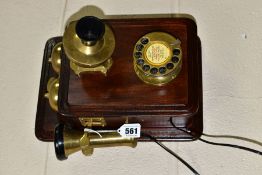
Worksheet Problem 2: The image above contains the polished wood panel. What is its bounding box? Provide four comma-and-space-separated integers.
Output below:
61, 18, 198, 114
35, 18, 202, 141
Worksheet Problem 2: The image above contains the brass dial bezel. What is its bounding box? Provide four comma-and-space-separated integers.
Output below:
133, 32, 182, 86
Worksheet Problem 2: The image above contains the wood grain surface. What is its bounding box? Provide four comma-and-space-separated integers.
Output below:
35, 18, 202, 141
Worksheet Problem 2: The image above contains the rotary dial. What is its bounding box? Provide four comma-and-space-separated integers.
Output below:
133, 32, 182, 86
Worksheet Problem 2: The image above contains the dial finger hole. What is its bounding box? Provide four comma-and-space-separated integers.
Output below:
172, 56, 179, 63
140, 38, 149, 45
143, 65, 150, 71
150, 67, 158, 74
136, 44, 144, 51
134, 52, 142, 59
136, 59, 144, 66
159, 67, 166, 74
166, 63, 174, 69
173, 48, 180, 56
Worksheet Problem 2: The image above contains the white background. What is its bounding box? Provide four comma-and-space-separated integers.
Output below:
0, 1, 261, 175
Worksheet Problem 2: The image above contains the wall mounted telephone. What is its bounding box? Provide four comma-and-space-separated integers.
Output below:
35, 12, 202, 160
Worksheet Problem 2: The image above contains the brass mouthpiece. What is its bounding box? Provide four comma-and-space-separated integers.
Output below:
54, 124, 137, 160
63, 16, 115, 75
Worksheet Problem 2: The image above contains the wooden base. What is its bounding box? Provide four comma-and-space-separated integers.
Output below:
35, 18, 202, 142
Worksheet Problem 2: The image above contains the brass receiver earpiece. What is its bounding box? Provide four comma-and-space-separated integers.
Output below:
54, 124, 137, 160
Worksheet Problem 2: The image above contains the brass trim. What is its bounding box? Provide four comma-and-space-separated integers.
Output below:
79, 117, 107, 127
70, 57, 113, 76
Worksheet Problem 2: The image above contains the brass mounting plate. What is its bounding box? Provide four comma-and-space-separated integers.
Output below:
79, 117, 107, 127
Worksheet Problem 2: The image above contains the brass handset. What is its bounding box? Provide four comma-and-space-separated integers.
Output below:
55, 124, 137, 160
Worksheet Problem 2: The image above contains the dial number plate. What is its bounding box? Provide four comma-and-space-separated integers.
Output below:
145, 42, 171, 66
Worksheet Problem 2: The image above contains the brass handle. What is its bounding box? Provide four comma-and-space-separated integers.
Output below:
54, 124, 137, 160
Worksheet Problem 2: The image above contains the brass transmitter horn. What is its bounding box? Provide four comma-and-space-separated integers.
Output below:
54, 124, 137, 160
63, 16, 115, 75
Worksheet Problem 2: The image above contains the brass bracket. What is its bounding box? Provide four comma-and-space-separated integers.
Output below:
70, 58, 113, 76
79, 117, 106, 127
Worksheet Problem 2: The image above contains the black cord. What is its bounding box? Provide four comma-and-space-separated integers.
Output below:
201, 133, 262, 147
169, 118, 262, 156
141, 132, 200, 175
